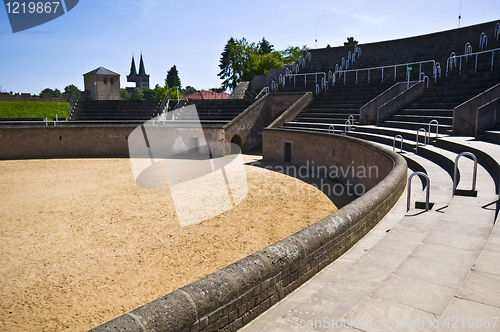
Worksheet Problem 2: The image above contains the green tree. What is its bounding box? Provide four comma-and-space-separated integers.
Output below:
166, 84, 183, 99
64, 84, 81, 98
218, 37, 308, 90
154, 84, 167, 100
344, 37, 358, 46
166, 65, 181, 89
40, 88, 53, 96
52, 89, 62, 98
280, 45, 308, 64
120, 89, 130, 100
181, 85, 197, 96
258, 38, 274, 55
240, 51, 284, 81
130, 88, 144, 100
218, 37, 240, 91
142, 88, 156, 100
40, 88, 62, 98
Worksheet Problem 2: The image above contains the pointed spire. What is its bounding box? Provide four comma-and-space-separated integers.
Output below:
129, 55, 137, 76
138, 53, 146, 75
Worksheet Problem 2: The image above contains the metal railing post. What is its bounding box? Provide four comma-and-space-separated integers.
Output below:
428, 120, 439, 143
393, 135, 403, 152
453, 152, 478, 195
328, 125, 335, 134
416, 128, 427, 153
344, 120, 351, 134
407, 172, 430, 211
465, 42, 473, 58
347, 114, 354, 131
492, 51, 495, 71
479, 32, 488, 51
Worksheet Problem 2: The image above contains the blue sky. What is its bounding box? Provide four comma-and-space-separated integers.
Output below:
1, 0, 499, 94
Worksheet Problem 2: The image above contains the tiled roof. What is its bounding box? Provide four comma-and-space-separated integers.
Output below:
84, 67, 120, 76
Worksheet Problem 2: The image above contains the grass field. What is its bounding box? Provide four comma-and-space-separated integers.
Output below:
0, 101, 69, 120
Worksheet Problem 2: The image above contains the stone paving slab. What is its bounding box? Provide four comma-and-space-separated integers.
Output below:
423, 230, 489, 252
410, 242, 480, 268
456, 271, 500, 308
342, 295, 438, 332
432, 297, 500, 332
431, 219, 493, 237
391, 213, 440, 233
371, 274, 457, 315
337, 261, 393, 288
394, 256, 471, 289
473, 250, 500, 276
283, 278, 373, 321
485, 233, 500, 252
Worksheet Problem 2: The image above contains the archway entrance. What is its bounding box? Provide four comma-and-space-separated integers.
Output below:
230, 135, 242, 154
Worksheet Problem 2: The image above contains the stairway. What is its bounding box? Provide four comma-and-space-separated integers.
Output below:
281, 83, 393, 132
181, 99, 254, 126
71, 100, 160, 122
381, 48, 500, 133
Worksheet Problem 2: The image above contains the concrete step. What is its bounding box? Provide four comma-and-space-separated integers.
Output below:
382, 121, 452, 133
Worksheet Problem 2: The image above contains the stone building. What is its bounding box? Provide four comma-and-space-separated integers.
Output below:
83, 67, 120, 100
127, 54, 150, 92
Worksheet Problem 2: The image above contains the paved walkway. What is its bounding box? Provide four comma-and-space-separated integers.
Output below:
240, 140, 500, 332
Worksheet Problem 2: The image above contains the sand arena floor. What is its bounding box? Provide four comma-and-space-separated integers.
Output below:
0, 155, 337, 331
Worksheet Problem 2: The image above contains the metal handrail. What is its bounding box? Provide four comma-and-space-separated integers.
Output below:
66, 92, 77, 119
453, 152, 478, 195
419, 72, 430, 88
286, 72, 327, 89
447, 52, 457, 72
416, 128, 427, 153
334, 59, 440, 84
446, 47, 500, 76
496, 23, 500, 40
393, 135, 403, 152
271, 80, 278, 93
465, 42, 473, 58
428, 120, 439, 143
480, 32, 488, 51
344, 120, 352, 135
315, 84, 320, 94
435, 62, 441, 77
407, 172, 430, 211
158, 94, 170, 114
354, 46, 362, 58
328, 124, 335, 134
348, 115, 355, 126
255, 86, 269, 99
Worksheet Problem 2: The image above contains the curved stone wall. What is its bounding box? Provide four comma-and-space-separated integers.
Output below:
89, 130, 408, 332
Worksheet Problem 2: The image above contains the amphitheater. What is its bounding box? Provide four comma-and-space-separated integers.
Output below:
1, 20, 500, 332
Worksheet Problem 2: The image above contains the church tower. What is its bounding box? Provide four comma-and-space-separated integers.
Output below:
127, 54, 150, 91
